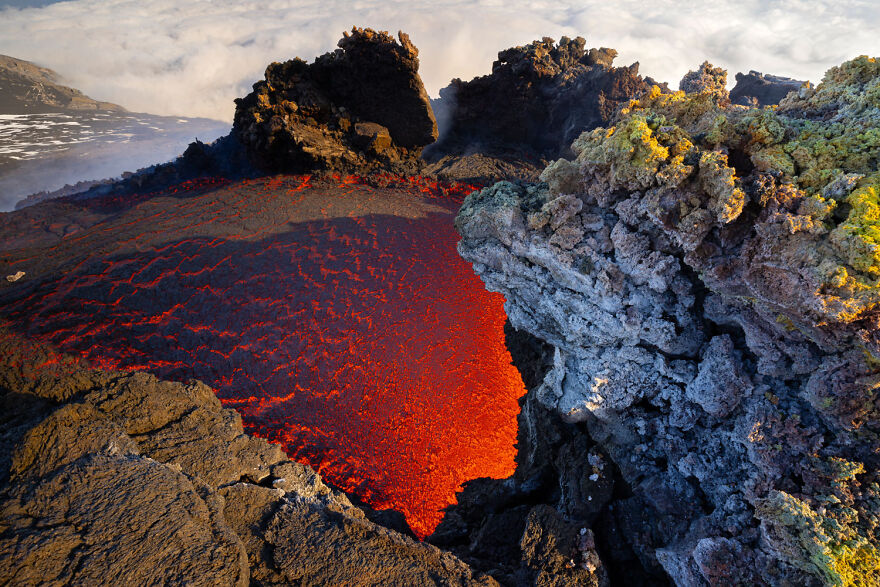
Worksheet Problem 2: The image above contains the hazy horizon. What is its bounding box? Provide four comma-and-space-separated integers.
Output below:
1, 0, 878, 122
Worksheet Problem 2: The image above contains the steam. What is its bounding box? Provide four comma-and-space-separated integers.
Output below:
0, 0, 877, 122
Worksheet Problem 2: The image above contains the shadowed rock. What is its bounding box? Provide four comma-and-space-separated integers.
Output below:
730, 70, 807, 106
233, 27, 438, 175
425, 36, 654, 182
455, 56, 880, 585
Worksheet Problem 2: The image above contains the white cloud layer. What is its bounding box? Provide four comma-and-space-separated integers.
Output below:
1, 0, 878, 122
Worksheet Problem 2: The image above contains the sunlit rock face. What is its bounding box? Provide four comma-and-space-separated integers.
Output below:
456, 57, 880, 585
0, 174, 525, 538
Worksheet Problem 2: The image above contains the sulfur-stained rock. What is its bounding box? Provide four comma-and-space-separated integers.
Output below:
455, 55, 880, 584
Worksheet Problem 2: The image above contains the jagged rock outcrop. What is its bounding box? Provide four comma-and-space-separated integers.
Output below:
428, 324, 637, 585
0, 330, 495, 586
233, 27, 438, 175
679, 61, 729, 102
730, 70, 807, 106
0, 54, 124, 114
456, 56, 880, 585
425, 37, 655, 182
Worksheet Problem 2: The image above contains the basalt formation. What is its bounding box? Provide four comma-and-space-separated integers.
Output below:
730, 70, 807, 107
425, 36, 658, 184
0, 330, 498, 585
233, 27, 438, 176
58, 27, 438, 204
456, 57, 880, 584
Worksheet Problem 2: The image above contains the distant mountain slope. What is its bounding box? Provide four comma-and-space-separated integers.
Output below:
0, 54, 124, 113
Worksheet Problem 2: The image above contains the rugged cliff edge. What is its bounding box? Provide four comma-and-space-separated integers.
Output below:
7, 27, 872, 586
456, 57, 880, 584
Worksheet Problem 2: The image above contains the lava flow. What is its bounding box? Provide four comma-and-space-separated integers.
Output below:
0, 175, 525, 537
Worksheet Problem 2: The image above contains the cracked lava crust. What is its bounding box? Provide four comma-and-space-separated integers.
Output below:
0, 174, 526, 538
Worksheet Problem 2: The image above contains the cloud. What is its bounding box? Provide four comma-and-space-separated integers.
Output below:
0, 0, 878, 122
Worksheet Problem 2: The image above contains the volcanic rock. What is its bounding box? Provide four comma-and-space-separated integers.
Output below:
233, 27, 438, 175
679, 61, 729, 102
425, 36, 654, 182
0, 331, 497, 586
456, 56, 880, 584
730, 70, 807, 106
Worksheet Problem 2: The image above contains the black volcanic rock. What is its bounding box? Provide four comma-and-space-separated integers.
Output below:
0, 54, 124, 114
730, 70, 807, 106
425, 36, 653, 180
233, 27, 438, 175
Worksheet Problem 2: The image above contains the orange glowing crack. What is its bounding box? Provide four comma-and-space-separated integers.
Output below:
0, 175, 523, 538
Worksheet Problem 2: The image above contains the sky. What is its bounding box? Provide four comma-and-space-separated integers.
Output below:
0, 0, 878, 122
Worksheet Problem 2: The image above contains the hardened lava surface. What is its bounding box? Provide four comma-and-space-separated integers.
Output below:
0, 175, 525, 537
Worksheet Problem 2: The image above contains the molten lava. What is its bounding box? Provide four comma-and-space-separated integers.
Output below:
0, 175, 525, 537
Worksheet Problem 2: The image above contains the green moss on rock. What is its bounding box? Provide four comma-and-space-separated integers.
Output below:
757, 490, 880, 587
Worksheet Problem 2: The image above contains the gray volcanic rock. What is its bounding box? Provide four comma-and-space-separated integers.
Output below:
730, 70, 807, 106
0, 54, 124, 114
456, 56, 880, 584
0, 332, 496, 586
233, 27, 438, 175
426, 36, 654, 182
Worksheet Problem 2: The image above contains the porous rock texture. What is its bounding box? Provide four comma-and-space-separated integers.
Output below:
678, 62, 729, 103
0, 331, 496, 586
233, 27, 438, 175
425, 36, 655, 183
429, 323, 621, 585
456, 56, 880, 585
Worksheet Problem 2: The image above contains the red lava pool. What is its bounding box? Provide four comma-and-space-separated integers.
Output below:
0, 175, 525, 537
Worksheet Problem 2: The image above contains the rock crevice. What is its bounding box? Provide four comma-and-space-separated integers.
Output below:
455, 56, 880, 585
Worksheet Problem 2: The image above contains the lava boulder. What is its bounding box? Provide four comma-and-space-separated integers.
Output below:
233, 27, 438, 175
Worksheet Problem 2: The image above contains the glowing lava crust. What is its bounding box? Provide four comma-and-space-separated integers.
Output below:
0, 175, 525, 537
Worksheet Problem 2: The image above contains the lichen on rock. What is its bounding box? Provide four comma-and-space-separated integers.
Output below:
456, 55, 880, 584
